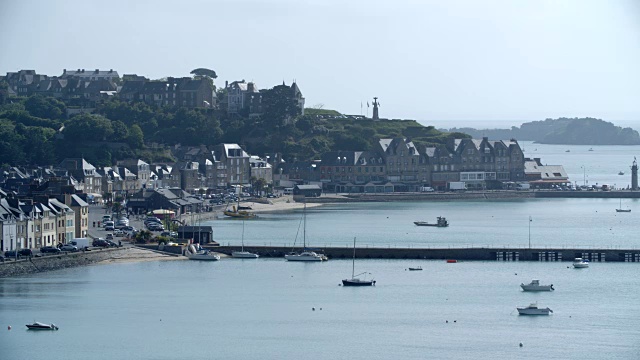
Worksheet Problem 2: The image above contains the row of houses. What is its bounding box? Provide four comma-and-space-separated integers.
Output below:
276, 137, 568, 192
0, 189, 89, 253
1, 69, 305, 117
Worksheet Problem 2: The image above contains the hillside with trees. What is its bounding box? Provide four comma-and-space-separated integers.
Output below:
444, 117, 640, 145
0, 90, 464, 167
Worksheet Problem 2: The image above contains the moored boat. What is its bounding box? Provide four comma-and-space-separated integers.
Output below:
286, 204, 326, 262
573, 258, 589, 268
26, 322, 58, 330
408, 267, 423, 271
520, 279, 554, 291
517, 303, 553, 315
414, 217, 449, 227
231, 220, 259, 258
185, 244, 220, 261
342, 237, 375, 286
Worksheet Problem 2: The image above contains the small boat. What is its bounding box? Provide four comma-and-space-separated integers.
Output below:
616, 198, 631, 213
573, 258, 589, 268
26, 322, 59, 330
185, 244, 220, 261
286, 204, 326, 262
414, 216, 449, 227
223, 205, 256, 219
446, 259, 457, 263
565, 150, 570, 152
618, 171, 625, 175
517, 303, 553, 315
231, 221, 259, 258
408, 267, 423, 271
520, 279, 554, 292
588, 148, 594, 151
342, 237, 375, 286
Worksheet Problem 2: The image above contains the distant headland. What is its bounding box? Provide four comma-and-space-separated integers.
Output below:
440, 117, 640, 145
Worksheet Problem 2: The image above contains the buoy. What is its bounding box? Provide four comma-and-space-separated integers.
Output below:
446, 320, 448, 323
454, 320, 456, 323
8, 325, 11, 330
312, 307, 315, 311
515, 273, 517, 275
320, 308, 322, 310
519, 343, 523, 347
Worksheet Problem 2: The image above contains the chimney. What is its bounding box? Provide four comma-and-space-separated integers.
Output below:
483, 136, 488, 141
109, 69, 113, 73
225, 80, 228, 88
247, 82, 255, 92
82, 69, 85, 73
77, 69, 81, 72
63, 69, 66, 73
95, 69, 99, 73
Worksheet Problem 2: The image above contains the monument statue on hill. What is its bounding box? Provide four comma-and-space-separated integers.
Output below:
372, 97, 380, 120
632, 157, 638, 190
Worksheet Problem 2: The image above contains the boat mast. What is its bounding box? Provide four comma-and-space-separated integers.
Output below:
303, 203, 306, 249
352, 237, 356, 278
241, 220, 245, 251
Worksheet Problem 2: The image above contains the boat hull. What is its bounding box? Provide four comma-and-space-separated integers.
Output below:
616, 209, 631, 213
517, 308, 552, 315
232, 251, 259, 258
573, 263, 589, 268
521, 284, 553, 291
186, 254, 220, 261
342, 279, 375, 286
285, 254, 324, 261
26, 323, 58, 330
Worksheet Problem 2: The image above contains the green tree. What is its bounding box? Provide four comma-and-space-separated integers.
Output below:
111, 120, 129, 141
64, 113, 114, 141
127, 124, 144, 149
261, 85, 301, 128
190, 68, 217, 79
24, 95, 66, 120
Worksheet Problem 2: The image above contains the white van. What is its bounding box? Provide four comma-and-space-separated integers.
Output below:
284, 188, 294, 195
70, 238, 90, 249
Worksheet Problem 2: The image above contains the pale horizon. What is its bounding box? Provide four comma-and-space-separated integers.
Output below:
2, 0, 639, 122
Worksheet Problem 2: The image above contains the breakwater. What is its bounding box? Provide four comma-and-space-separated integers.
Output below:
0, 247, 127, 278
210, 245, 640, 263
302, 190, 640, 203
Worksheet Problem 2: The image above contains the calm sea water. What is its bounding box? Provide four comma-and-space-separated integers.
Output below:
1, 259, 639, 359
3, 144, 640, 359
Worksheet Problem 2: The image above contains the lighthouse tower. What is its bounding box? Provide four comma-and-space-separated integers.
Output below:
632, 157, 638, 190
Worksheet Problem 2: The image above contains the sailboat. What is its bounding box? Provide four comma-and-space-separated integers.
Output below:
232, 220, 259, 258
342, 237, 375, 286
285, 203, 325, 261
616, 198, 631, 213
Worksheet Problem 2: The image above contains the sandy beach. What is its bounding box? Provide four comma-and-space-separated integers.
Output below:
240, 196, 323, 213
97, 247, 187, 264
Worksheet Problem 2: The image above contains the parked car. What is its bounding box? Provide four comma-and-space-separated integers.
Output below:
267, 193, 277, 198
60, 244, 78, 252
147, 223, 164, 231
160, 231, 178, 238
92, 239, 110, 247
19, 248, 33, 257
105, 225, 115, 231
114, 230, 126, 237
4, 250, 19, 258
106, 240, 119, 247
106, 233, 114, 240
40, 246, 62, 254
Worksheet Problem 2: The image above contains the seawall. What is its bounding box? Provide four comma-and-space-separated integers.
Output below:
303, 190, 640, 203
211, 245, 640, 263
0, 248, 128, 278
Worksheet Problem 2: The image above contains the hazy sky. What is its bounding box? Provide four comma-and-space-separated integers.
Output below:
2, 0, 639, 124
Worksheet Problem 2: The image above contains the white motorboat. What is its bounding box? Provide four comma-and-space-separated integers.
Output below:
520, 279, 554, 292
185, 244, 220, 261
286, 204, 326, 262
231, 221, 258, 258
26, 322, 59, 330
573, 258, 589, 268
517, 303, 553, 315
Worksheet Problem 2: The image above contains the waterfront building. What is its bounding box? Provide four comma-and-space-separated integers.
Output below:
524, 158, 570, 188
249, 156, 273, 187
211, 144, 251, 188
60, 194, 88, 238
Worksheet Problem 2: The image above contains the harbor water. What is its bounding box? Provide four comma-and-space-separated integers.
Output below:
1, 259, 639, 359
2, 142, 640, 359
